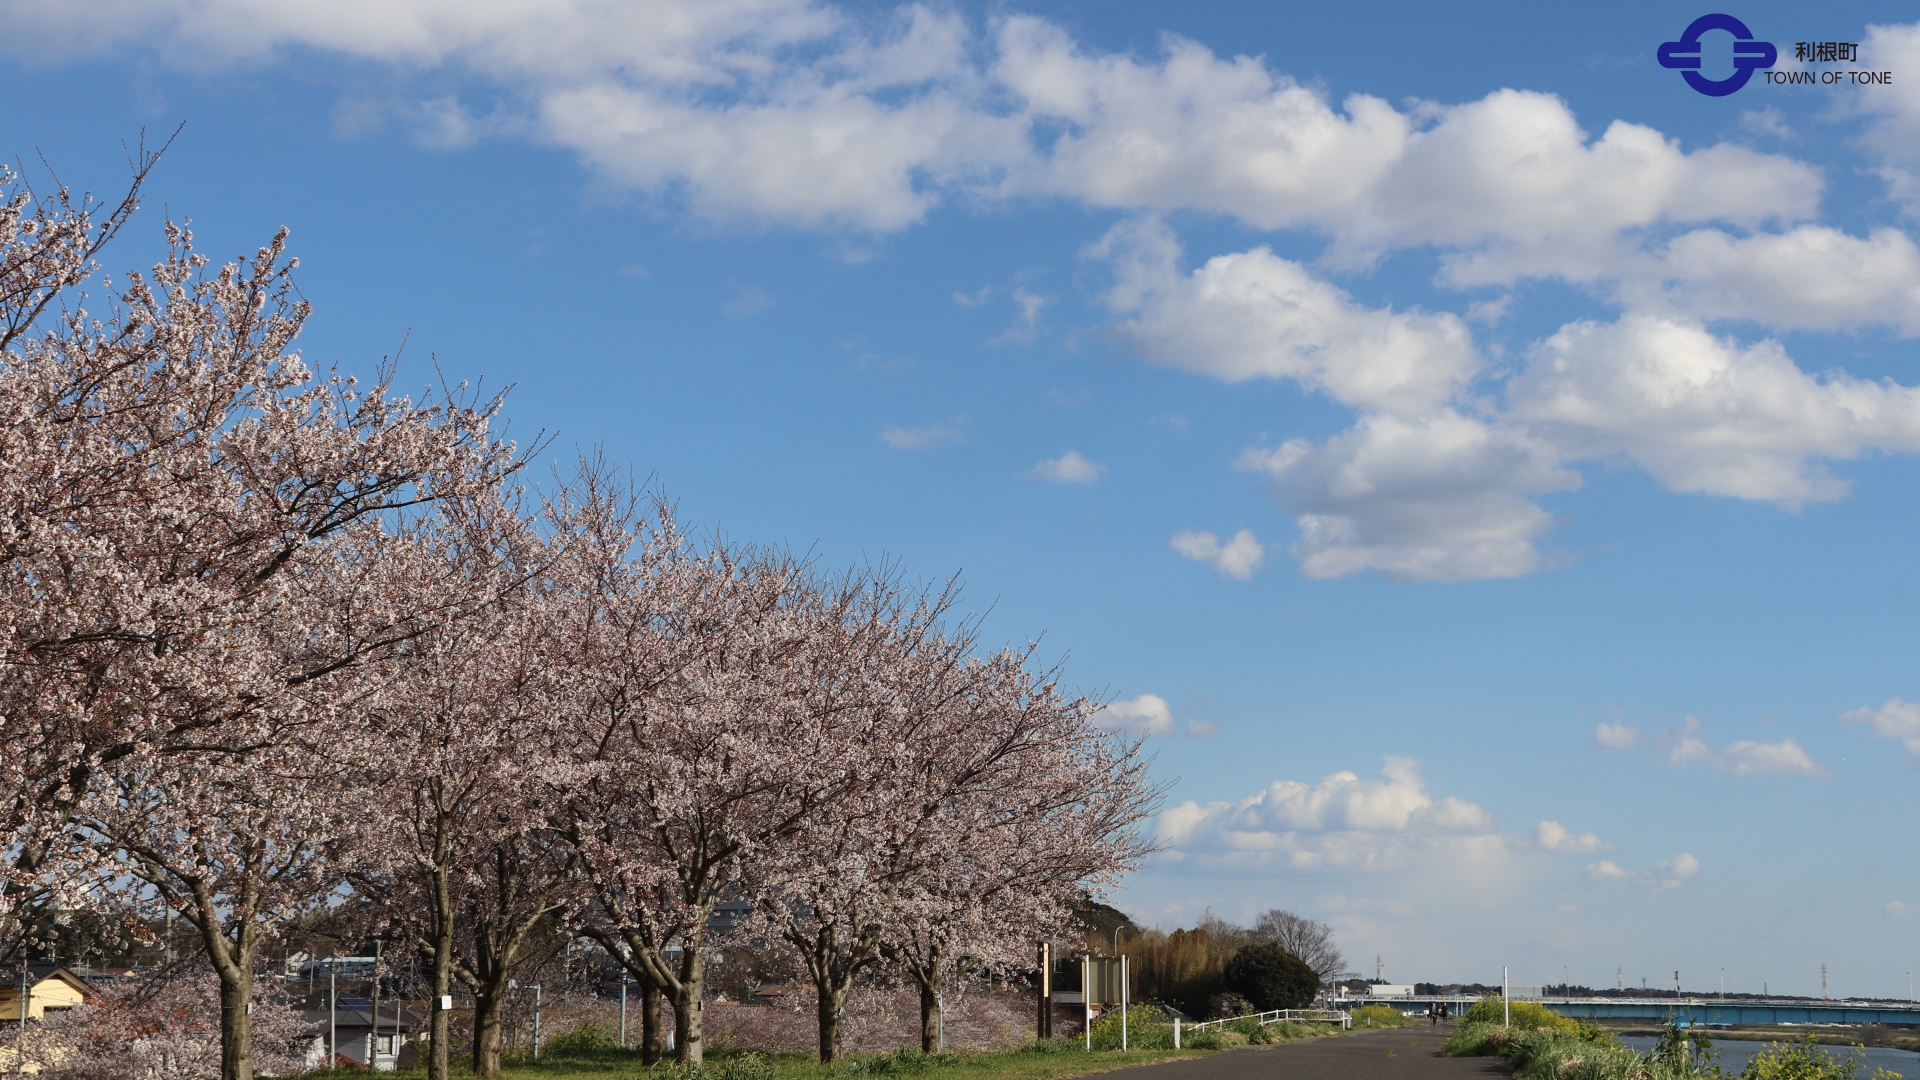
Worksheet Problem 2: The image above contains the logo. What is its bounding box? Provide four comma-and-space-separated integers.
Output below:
1658, 14, 1778, 96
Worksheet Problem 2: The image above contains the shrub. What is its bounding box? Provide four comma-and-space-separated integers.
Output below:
1222, 944, 1317, 1010
543, 1019, 624, 1057
1017, 1037, 1082, 1055
1350, 1005, 1415, 1029
1741, 1034, 1902, 1080
844, 1048, 961, 1075
1460, 995, 1582, 1033
1088, 1006, 1175, 1051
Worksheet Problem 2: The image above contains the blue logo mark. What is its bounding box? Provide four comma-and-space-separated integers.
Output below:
1658, 14, 1778, 96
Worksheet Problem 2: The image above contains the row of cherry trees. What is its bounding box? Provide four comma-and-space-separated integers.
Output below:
0, 155, 1157, 1080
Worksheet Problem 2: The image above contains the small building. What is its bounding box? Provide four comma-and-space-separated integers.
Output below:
301, 998, 421, 1072
0, 968, 94, 1022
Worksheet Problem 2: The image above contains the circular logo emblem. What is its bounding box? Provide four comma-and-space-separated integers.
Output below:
1658, 14, 1778, 96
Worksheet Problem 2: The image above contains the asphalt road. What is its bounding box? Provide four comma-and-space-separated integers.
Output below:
1115, 1026, 1509, 1080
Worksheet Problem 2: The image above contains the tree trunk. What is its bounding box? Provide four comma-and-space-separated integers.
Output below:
217, 963, 255, 1080
919, 980, 941, 1054
673, 982, 705, 1065
429, 809, 456, 1080
642, 983, 664, 1065
188, 882, 258, 1080
471, 976, 510, 1078
817, 984, 850, 1063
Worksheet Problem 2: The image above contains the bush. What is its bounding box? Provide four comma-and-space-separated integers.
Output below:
543, 1019, 624, 1057
1460, 995, 1582, 1033
1088, 1006, 1175, 1050
1741, 1034, 1901, 1080
1222, 944, 1317, 1011
1350, 1005, 1415, 1029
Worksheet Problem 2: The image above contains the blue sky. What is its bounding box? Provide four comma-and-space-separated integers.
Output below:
8, 0, 1920, 997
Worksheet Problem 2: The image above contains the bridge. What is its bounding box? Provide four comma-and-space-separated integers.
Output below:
1335, 995, 1920, 1027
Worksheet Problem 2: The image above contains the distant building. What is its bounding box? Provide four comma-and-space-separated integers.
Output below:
301, 997, 421, 1072
0, 968, 94, 1022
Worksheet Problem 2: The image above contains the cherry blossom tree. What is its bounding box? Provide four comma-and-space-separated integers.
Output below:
557, 531, 869, 1066
870, 648, 1160, 1054
0, 153, 523, 1080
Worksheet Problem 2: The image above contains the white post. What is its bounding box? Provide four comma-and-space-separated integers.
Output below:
620, 971, 628, 1050
1121, 955, 1129, 1052
1174, 1019, 1181, 1049
329, 960, 338, 1069
938, 990, 946, 1051
1502, 966, 1509, 1028
533, 984, 542, 1060
1083, 957, 1091, 1052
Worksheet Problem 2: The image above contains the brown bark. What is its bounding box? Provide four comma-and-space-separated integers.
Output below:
920, 981, 941, 1054
817, 984, 849, 1063
428, 806, 456, 1080
470, 975, 511, 1077
642, 983, 665, 1065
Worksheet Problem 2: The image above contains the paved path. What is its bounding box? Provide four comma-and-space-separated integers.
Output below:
1109, 1026, 1509, 1080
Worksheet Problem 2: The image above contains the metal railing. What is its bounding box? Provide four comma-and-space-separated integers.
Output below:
1186, 1008, 1352, 1033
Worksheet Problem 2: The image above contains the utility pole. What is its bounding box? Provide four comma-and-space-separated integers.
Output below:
1822, 965, 1829, 1001
1376, 955, 1383, 982
1720, 969, 1724, 1001
329, 958, 338, 1070
532, 984, 543, 1060
620, 970, 629, 1050
1503, 966, 1510, 1028
1618, 966, 1623, 992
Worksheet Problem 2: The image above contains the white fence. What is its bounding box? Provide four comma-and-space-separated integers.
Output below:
1175, 1008, 1351, 1046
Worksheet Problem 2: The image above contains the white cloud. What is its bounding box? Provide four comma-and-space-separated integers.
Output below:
1854, 22, 1920, 214
1508, 315, 1920, 509
1594, 722, 1641, 750
1659, 716, 1828, 777
1095, 693, 1217, 737
1237, 412, 1576, 581
1655, 227, 1920, 335
880, 414, 967, 449
1170, 528, 1266, 580
1586, 852, 1697, 889
1096, 217, 1481, 416
1097, 693, 1174, 736
1888, 900, 1914, 919
1156, 757, 1497, 870
1839, 698, 1920, 757
1537, 820, 1613, 854
0, 4, 1824, 239
1028, 450, 1105, 483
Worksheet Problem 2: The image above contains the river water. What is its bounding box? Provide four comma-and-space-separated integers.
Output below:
1615, 1034, 1920, 1077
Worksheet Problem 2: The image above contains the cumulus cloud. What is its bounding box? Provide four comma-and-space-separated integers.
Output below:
1028, 450, 1105, 483
1509, 316, 1920, 509
1659, 716, 1828, 777
1095, 693, 1217, 737
1170, 529, 1266, 580
1889, 901, 1914, 918
1594, 722, 1642, 750
1537, 820, 1613, 854
1097, 218, 1481, 416
1156, 757, 1497, 870
1655, 227, 1920, 335
1237, 412, 1575, 581
0, 2, 1825, 240
1839, 698, 1920, 759
1587, 853, 1697, 889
